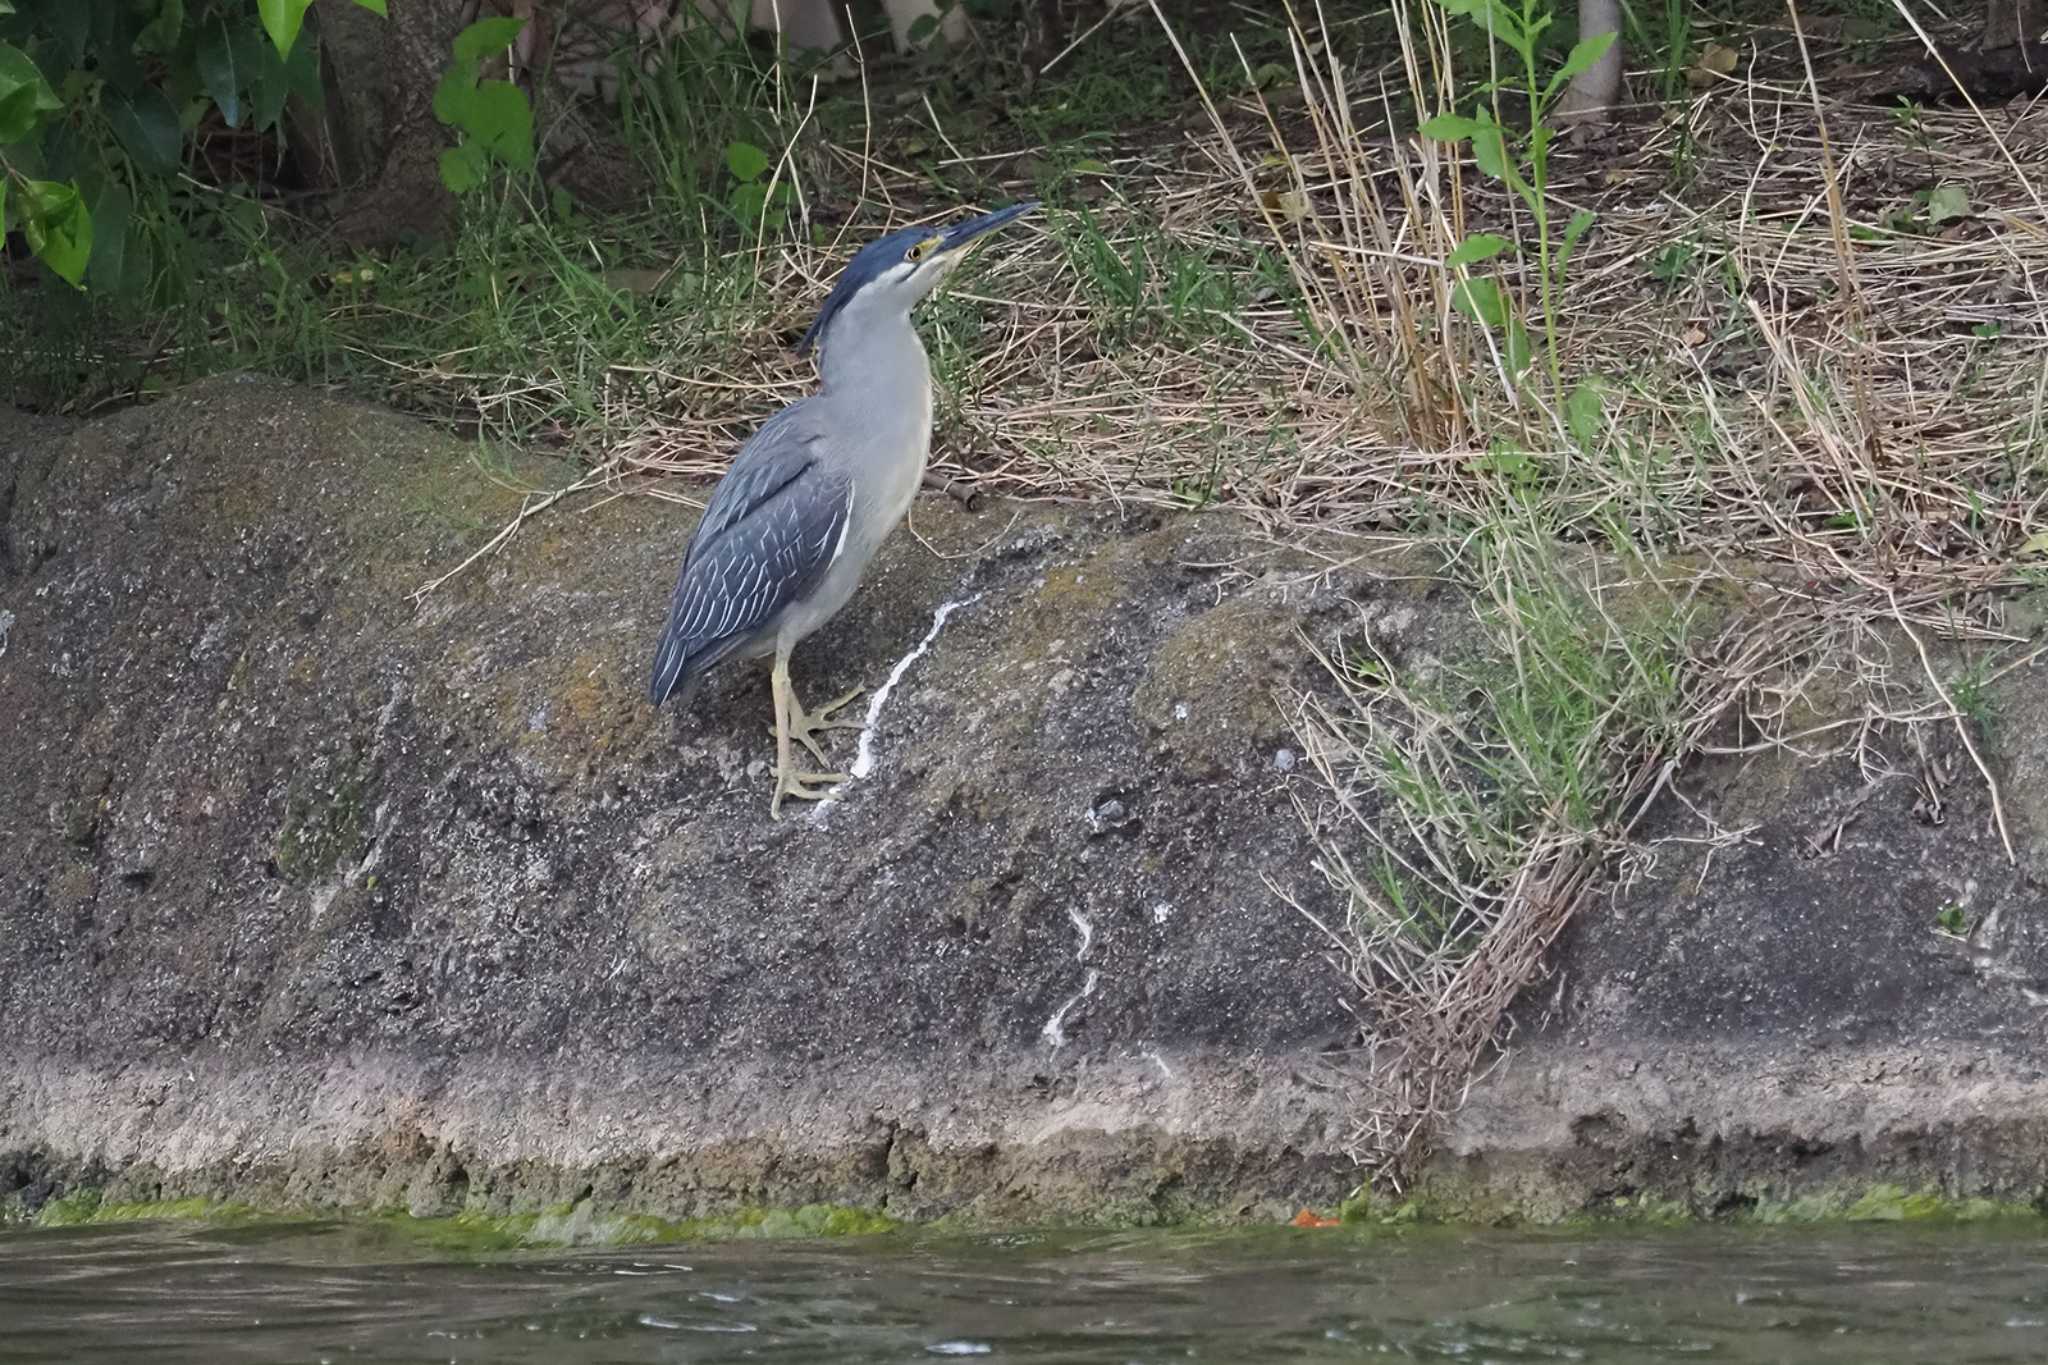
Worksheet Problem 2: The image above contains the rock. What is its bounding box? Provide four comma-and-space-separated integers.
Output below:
0, 378, 1411, 1225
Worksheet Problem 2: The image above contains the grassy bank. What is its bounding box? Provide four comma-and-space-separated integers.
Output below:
5, 0, 2042, 1190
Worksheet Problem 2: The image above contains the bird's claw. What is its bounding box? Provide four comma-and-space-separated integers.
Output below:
770, 767, 851, 820
776, 686, 867, 766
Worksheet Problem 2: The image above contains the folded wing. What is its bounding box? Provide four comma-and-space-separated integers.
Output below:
648, 407, 856, 706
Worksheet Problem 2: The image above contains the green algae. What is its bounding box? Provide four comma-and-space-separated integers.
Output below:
8, 1170, 2041, 1243
1752, 1184, 2034, 1225
1334, 1180, 2042, 1232
34, 1191, 262, 1229
377, 1201, 901, 1252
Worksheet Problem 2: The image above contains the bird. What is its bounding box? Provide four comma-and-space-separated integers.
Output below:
648, 200, 1038, 819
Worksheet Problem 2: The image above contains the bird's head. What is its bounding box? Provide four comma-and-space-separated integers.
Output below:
797, 201, 1038, 356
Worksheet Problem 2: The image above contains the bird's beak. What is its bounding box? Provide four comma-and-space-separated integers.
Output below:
936, 200, 1039, 257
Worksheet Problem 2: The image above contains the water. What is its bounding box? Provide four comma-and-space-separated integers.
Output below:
3, 1217, 2047, 1363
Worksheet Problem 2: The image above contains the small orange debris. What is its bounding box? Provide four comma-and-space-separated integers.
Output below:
1291, 1208, 1341, 1228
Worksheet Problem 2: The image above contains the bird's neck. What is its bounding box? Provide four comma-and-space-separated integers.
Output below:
816, 308, 934, 539
818, 309, 930, 409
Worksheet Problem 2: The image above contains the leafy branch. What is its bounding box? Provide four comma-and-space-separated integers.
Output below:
0, 0, 384, 291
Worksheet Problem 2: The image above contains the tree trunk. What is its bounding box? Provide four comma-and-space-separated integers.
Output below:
1555, 0, 1624, 128
322, 0, 472, 249
1981, 0, 2046, 49
1861, 0, 2048, 100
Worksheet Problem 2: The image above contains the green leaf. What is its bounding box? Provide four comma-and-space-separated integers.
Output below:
1925, 184, 1970, 225
241, 25, 293, 131
1555, 208, 1595, 276
0, 179, 8, 239
90, 2, 149, 92
452, 16, 527, 65
197, 18, 241, 127
725, 140, 770, 183
730, 180, 768, 225
256, 0, 312, 57
135, 0, 186, 54
283, 29, 323, 106
1546, 29, 1617, 100
0, 42, 61, 142
1473, 0, 1526, 55
1504, 318, 1533, 377
87, 181, 138, 296
1527, 124, 1552, 180
1471, 124, 1509, 182
0, 84, 37, 143
1450, 276, 1506, 328
1421, 112, 1482, 142
21, 178, 92, 287
1478, 446, 1532, 480
1565, 380, 1604, 446
463, 80, 533, 169
438, 142, 488, 193
1447, 232, 1511, 267
353, 0, 388, 13
107, 88, 183, 173
432, 67, 475, 126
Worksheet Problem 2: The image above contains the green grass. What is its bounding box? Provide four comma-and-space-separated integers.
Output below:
1359, 500, 1698, 903
1946, 653, 1998, 736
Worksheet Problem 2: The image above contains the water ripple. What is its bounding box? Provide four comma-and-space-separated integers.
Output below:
3, 1219, 2047, 1363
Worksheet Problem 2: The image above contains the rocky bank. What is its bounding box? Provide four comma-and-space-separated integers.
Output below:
4, 378, 2048, 1231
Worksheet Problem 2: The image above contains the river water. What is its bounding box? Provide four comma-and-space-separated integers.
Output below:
3, 1216, 2046, 1362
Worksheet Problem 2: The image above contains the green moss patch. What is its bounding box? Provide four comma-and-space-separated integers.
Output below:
34, 1190, 262, 1228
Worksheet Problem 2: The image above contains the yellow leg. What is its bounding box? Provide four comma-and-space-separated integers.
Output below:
785, 682, 866, 766
769, 654, 850, 820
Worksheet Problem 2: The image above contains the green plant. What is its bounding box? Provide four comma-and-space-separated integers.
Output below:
1888, 97, 1933, 150
1935, 903, 1970, 937
1946, 655, 1997, 734
1421, 0, 1613, 398
720, 139, 792, 234
1649, 240, 1694, 286
1059, 205, 1149, 342
612, 14, 795, 250
434, 16, 536, 194
0, 0, 380, 291
1158, 238, 1239, 340
1655, 0, 1692, 101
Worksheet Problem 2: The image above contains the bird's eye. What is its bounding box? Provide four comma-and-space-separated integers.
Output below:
905, 238, 934, 263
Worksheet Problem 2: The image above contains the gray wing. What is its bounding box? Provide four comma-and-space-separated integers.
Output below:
648, 405, 856, 706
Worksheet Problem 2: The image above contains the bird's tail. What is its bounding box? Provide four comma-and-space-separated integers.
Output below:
648, 622, 698, 706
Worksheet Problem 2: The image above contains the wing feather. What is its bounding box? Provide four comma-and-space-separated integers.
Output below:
648, 408, 854, 706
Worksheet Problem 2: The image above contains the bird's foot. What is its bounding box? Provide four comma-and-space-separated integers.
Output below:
770, 764, 851, 820
780, 686, 867, 767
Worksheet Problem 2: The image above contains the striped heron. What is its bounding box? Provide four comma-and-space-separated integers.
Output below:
648, 202, 1037, 817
